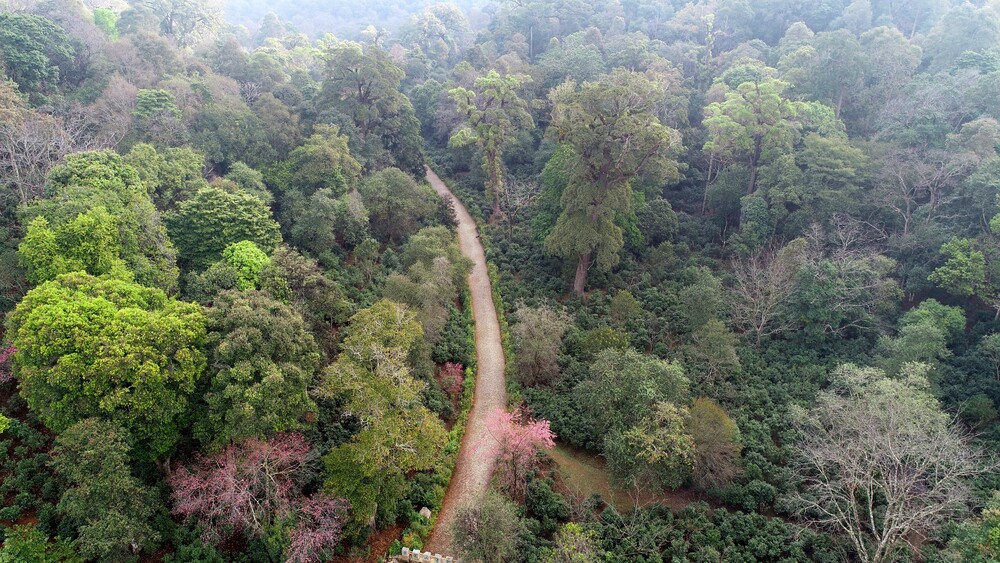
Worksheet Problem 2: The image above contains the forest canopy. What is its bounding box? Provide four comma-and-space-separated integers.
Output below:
1, 0, 1000, 562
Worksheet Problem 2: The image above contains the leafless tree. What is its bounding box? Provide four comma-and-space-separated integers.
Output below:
499, 176, 538, 238
88, 75, 139, 148
789, 363, 997, 563
0, 110, 75, 204
874, 146, 976, 236
727, 239, 805, 346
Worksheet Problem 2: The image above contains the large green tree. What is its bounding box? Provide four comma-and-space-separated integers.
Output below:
119, 0, 223, 47
6, 273, 207, 460
543, 69, 684, 295
576, 347, 689, 438
703, 76, 800, 197
319, 41, 424, 175
317, 300, 447, 530
0, 13, 74, 94
196, 290, 320, 448
449, 70, 534, 217
356, 167, 439, 244
166, 186, 281, 271
22, 151, 179, 291
52, 419, 160, 561
18, 208, 126, 285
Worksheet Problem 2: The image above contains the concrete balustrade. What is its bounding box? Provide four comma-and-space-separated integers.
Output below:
397, 547, 458, 562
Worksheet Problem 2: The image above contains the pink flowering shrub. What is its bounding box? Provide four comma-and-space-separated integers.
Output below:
485, 407, 556, 499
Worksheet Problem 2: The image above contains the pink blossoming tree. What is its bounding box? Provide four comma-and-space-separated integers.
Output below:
485, 407, 556, 499
168, 433, 349, 561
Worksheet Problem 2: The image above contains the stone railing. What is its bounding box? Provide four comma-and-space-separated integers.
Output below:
396, 547, 462, 562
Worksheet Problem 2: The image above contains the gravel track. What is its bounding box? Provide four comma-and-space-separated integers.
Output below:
423, 167, 507, 554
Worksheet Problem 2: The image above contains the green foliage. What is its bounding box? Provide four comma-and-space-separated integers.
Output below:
687, 397, 742, 490
0, 13, 74, 94
224, 162, 271, 204
119, 0, 223, 47
51, 419, 159, 561
124, 144, 208, 211
577, 348, 688, 436
188, 103, 275, 168
133, 89, 181, 120
0, 525, 79, 563
929, 237, 987, 298
274, 124, 361, 198
544, 69, 684, 294
357, 168, 439, 244
319, 41, 424, 175
221, 240, 270, 290
605, 402, 695, 491
449, 70, 533, 214
730, 194, 771, 253
704, 77, 799, 195
577, 327, 630, 361
451, 489, 525, 563
899, 299, 966, 343
942, 491, 1000, 561
542, 522, 605, 563
92, 8, 119, 40
24, 151, 179, 291
6, 273, 206, 460
166, 186, 281, 271
18, 209, 127, 285
594, 503, 838, 562
432, 302, 474, 366
318, 300, 447, 531
197, 290, 319, 448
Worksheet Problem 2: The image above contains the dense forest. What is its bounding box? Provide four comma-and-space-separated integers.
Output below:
1, 0, 1000, 561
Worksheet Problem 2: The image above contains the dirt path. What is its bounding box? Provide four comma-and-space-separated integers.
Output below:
424, 167, 507, 554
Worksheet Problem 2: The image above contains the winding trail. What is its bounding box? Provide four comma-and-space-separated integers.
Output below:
424, 167, 507, 554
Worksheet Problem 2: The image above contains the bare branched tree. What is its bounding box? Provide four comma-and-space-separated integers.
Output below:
728, 239, 806, 346
789, 363, 997, 563
0, 111, 75, 204
499, 175, 538, 238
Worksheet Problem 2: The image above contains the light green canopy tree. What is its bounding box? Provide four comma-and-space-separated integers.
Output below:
317, 300, 447, 530
449, 70, 534, 218
5, 273, 207, 460
22, 150, 179, 291
703, 76, 799, 196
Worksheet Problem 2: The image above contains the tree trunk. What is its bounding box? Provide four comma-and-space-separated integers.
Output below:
573, 252, 590, 296
155, 456, 171, 477
702, 154, 715, 214
835, 88, 845, 119
747, 137, 762, 195
528, 25, 534, 60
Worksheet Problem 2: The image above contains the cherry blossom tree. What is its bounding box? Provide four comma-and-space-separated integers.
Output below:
168, 432, 349, 561
169, 433, 311, 542
485, 407, 556, 499
285, 494, 350, 563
